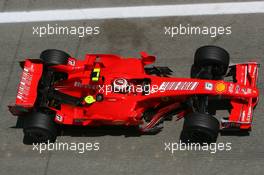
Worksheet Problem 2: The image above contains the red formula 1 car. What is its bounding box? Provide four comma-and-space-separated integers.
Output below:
9, 46, 259, 143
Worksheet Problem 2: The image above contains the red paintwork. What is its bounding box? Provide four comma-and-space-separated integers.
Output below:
16, 59, 43, 108
10, 52, 259, 131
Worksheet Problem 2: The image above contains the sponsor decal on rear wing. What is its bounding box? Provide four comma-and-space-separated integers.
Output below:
15, 59, 43, 107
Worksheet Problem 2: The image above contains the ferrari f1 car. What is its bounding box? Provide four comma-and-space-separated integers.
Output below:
9, 46, 259, 143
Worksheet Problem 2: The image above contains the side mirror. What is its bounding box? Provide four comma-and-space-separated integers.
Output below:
140, 52, 156, 65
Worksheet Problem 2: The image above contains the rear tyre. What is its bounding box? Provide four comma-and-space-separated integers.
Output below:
23, 112, 57, 144
191, 45, 230, 79
180, 112, 219, 143
40, 49, 71, 65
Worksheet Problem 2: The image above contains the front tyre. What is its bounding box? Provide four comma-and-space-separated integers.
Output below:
191, 45, 230, 79
180, 112, 219, 143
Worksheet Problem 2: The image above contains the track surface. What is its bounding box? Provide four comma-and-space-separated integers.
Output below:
0, 1, 264, 175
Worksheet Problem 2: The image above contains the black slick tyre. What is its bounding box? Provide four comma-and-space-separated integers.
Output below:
180, 112, 219, 143
23, 111, 57, 144
40, 49, 71, 65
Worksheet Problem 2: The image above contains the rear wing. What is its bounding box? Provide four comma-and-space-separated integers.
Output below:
9, 59, 43, 115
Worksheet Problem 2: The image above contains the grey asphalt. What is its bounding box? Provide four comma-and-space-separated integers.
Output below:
0, 0, 258, 12
0, 1, 264, 175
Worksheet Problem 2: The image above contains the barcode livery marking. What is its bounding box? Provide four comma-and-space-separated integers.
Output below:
159, 82, 199, 91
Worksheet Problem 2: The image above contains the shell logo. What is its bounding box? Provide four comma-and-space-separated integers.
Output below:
215, 82, 226, 93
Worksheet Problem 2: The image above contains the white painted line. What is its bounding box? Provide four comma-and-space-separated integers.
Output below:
0, 1, 264, 23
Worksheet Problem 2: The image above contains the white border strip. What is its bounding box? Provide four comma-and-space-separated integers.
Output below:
0, 1, 264, 23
